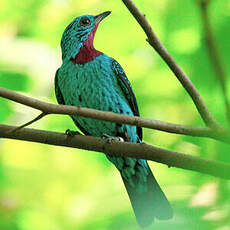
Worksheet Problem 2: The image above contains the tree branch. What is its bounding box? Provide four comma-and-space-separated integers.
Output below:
1, 87, 230, 144
0, 2, 228, 194
121, 0, 219, 128
8, 112, 48, 133
1, 124, 230, 180
197, 0, 230, 124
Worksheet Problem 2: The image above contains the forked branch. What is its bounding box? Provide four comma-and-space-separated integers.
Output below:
0, 1, 229, 182
122, 0, 219, 128
0, 87, 230, 144
1, 124, 230, 180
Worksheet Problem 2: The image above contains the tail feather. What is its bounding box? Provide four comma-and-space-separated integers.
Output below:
121, 163, 173, 227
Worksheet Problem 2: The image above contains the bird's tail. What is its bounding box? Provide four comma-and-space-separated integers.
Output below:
120, 160, 173, 227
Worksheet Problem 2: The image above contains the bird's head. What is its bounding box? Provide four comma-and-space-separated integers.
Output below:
61, 11, 111, 61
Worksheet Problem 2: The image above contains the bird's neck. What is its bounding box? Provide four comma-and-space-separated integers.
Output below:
71, 25, 102, 64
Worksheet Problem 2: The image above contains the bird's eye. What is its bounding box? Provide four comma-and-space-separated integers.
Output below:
80, 17, 91, 26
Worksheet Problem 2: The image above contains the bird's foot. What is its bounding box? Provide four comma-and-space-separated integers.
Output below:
65, 129, 82, 137
102, 134, 124, 144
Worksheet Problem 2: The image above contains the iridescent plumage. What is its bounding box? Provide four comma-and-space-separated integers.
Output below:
55, 12, 173, 227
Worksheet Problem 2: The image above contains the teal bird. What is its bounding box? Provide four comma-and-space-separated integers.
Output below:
55, 11, 173, 227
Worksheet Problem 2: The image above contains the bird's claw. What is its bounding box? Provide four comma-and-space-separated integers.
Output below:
65, 129, 81, 137
102, 134, 124, 144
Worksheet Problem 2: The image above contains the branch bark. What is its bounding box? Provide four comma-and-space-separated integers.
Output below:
1, 87, 230, 144
121, 0, 219, 128
1, 124, 230, 180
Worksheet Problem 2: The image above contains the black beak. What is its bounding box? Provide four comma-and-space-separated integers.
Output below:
95, 11, 111, 24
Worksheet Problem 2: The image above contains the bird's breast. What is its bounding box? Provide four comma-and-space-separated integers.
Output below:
58, 56, 137, 140
70, 47, 102, 65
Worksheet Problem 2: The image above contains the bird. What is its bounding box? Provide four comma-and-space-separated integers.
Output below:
55, 11, 173, 227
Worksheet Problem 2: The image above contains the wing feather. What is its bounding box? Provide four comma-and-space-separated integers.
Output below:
111, 60, 142, 141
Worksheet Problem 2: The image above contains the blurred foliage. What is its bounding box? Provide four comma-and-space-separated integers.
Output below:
0, 0, 230, 229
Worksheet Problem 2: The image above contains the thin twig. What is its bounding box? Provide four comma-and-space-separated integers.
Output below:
7, 112, 48, 133
198, 0, 230, 124
121, 0, 219, 128
0, 87, 229, 143
1, 124, 230, 180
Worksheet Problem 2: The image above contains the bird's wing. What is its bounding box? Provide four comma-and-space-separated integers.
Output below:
111, 60, 142, 141
54, 68, 90, 135
54, 68, 65, 105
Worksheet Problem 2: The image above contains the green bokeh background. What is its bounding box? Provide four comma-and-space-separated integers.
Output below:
0, 0, 230, 229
